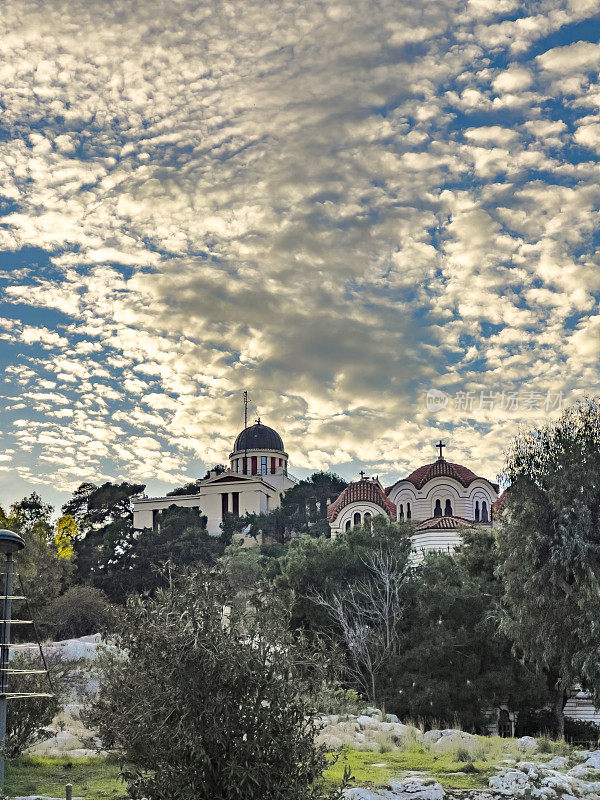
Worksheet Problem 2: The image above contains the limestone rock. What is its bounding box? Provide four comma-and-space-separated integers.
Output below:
423, 729, 443, 745
489, 769, 529, 794
518, 736, 538, 752
344, 777, 444, 800
547, 757, 569, 770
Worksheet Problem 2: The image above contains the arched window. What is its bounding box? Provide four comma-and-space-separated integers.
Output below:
353, 512, 361, 526
364, 512, 372, 527
474, 500, 480, 522
481, 501, 488, 523
399, 503, 404, 521
444, 499, 453, 516
434, 499, 442, 517
345, 519, 351, 531
406, 502, 411, 520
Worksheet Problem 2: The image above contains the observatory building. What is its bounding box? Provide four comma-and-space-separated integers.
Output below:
132, 421, 294, 535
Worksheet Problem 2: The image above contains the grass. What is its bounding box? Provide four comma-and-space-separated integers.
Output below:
4, 736, 578, 798
5, 755, 126, 799
323, 743, 497, 790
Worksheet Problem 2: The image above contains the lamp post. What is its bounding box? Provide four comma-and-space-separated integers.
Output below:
0, 529, 25, 788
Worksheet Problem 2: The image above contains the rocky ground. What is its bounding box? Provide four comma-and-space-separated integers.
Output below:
9, 637, 600, 800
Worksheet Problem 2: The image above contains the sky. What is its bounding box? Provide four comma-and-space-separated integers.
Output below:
1, 0, 600, 511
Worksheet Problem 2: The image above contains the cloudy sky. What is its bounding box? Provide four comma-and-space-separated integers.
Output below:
1, 0, 599, 509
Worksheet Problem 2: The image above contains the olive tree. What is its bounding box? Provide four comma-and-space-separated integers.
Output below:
90, 565, 345, 800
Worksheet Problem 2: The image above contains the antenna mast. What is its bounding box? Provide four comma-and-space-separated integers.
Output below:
243, 391, 249, 467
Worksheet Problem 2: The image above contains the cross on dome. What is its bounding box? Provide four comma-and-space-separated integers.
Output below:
436, 440, 446, 460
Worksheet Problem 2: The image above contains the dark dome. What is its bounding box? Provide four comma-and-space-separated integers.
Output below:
233, 422, 284, 453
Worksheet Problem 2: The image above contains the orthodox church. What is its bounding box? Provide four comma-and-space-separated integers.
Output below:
132, 418, 598, 727
133, 421, 501, 563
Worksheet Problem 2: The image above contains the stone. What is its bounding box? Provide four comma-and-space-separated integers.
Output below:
423, 729, 443, 745
488, 769, 529, 795
517, 736, 538, 752
344, 778, 444, 800
357, 715, 378, 728
431, 731, 477, 753
386, 713, 401, 723
388, 779, 445, 800
546, 756, 568, 770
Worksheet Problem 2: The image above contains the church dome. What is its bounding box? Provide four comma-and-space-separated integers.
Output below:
233, 422, 285, 453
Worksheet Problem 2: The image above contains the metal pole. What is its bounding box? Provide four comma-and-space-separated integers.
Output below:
0, 552, 13, 788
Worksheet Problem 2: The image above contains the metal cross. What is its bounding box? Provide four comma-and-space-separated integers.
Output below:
359, 470, 366, 480
436, 440, 445, 459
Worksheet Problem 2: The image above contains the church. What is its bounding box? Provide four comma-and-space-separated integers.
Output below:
131, 417, 599, 728
133, 420, 502, 562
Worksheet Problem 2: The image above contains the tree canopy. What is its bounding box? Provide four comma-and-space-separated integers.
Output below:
497, 398, 600, 734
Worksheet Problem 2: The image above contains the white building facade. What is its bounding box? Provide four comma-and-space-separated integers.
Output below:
132, 421, 294, 535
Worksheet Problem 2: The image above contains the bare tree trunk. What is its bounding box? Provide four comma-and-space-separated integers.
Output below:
553, 685, 566, 739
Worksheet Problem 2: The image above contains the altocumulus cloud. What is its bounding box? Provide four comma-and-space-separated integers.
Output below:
0, 0, 600, 504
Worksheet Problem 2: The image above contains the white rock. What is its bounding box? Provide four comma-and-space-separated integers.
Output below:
517, 736, 538, 752
357, 715, 378, 729
386, 713, 401, 723
546, 757, 568, 770
423, 729, 443, 745
388, 779, 445, 800
489, 769, 529, 795
584, 752, 600, 769
431, 731, 477, 753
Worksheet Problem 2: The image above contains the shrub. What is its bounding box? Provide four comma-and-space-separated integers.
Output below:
455, 746, 471, 762
44, 585, 115, 640
90, 565, 345, 800
537, 738, 553, 753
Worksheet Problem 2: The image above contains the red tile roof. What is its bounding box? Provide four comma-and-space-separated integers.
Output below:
327, 479, 396, 523
415, 515, 475, 531
492, 488, 509, 515
401, 459, 499, 492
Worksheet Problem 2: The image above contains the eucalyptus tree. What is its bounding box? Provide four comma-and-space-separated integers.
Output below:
497, 398, 600, 735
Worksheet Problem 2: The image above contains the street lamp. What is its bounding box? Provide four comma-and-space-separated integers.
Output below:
0, 529, 24, 788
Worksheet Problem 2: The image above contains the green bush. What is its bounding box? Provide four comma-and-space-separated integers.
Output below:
44, 585, 115, 640
90, 565, 347, 800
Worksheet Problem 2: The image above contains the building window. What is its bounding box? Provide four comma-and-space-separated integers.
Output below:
221, 493, 229, 516
232, 492, 239, 517
399, 503, 404, 521
406, 501, 411, 520
474, 500, 480, 522
279, 458, 282, 466
283, 460, 288, 476
481, 501, 489, 523
434, 499, 442, 517
261, 456, 267, 474
251, 456, 257, 475
444, 499, 453, 516
353, 512, 361, 526
242, 457, 248, 474
345, 520, 351, 531
271, 456, 276, 474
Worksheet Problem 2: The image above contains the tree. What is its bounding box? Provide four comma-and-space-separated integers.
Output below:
497, 398, 600, 736
393, 530, 547, 730
309, 542, 411, 703
1, 495, 73, 630
64, 481, 145, 599
223, 472, 349, 545
274, 516, 412, 632
120, 505, 226, 597
90, 566, 340, 800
